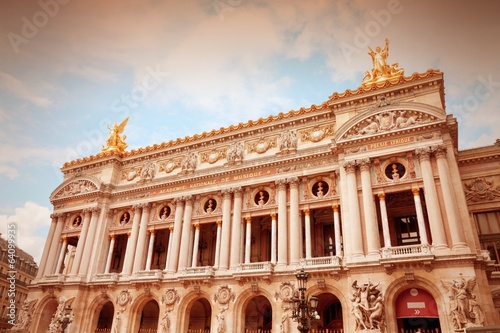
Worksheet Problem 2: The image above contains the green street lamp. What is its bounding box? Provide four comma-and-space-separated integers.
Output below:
291, 269, 320, 333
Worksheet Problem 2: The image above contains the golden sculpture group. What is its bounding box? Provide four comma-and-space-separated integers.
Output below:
361, 38, 404, 88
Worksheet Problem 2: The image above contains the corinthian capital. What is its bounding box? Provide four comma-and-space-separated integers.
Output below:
358, 158, 371, 171
343, 161, 357, 173
275, 179, 287, 189
415, 147, 431, 161
432, 144, 447, 158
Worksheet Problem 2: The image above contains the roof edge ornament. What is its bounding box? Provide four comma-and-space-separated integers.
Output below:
360, 38, 404, 88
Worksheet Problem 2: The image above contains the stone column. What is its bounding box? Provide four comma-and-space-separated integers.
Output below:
167, 198, 184, 273
416, 147, 447, 249
289, 177, 301, 265
244, 217, 252, 264
55, 236, 68, 275
359, 159, 380, 258
79, 207, 101, 275
230, 187, 243, 268
191, 223, 201, 267
377, 193, 391, 248
71, 209, 92, 275
122, 205, 143, 275
276, 179, 288, 266
333, 205, 342, 257
165, 226, 174, 269
219, 189, 232, 270
344, 161, 364, 258
270, 213, 277, 264
104, 234, 115, 274
37, 213, 58, 278
213, 220, 222, 269
145, 230, 156, 271
412, 188, 429, 245
434, 145, 467, 249
303, 209, 312, 259
43, 213, 65, 276
178, 196, 194, 270
133, 203, 152, 272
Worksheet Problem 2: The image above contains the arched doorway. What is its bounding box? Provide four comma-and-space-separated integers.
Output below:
244, 295, 272, 331
95, 300, 114, 331
396, 288, 441, 332
316, 293, 343, 331
36, 299, 58, 333
139, 300, 159, 332
188, 298, 211, 332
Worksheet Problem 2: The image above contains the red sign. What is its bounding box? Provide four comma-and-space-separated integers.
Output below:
396, 288, 439, 318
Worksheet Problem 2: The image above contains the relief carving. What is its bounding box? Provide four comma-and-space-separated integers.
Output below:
180, 152, 198, 174
346, 110, 436, 139
464, 177, 500, 202
55, 180, 98, 198
159, 159, 181, 174
350, 281, 385, 331
300, 125, 334, 143
278, 130, 298, 154
248, 137, 277, 154
226, 141, 244, 165
200, 148, 226, 164
442, 275, 485, 330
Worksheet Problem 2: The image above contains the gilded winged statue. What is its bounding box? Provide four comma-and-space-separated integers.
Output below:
102, 117, 129, 153
361, 38, 404, 88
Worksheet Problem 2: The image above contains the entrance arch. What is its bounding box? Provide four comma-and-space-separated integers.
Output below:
188, 298, 211, 331
244, 295, 272, 331
36, 299, 58, 333
95, 300, 114, 331
317, 292, 343, 331
396, 288, 441, 332
139, 300, 160, 332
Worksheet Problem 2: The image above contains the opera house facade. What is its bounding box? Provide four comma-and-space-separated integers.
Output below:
16, 44, 500, 332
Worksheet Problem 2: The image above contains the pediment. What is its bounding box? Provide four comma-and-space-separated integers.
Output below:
51, 176, 101, 200
335, 103, 446, 143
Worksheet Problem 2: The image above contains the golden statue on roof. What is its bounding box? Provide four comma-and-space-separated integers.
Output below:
102, 117, 129, 153
361, 38, 404, 88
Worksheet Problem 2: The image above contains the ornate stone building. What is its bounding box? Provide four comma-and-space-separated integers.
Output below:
22, 43, 500, 332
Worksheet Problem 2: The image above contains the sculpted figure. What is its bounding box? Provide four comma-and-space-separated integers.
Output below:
102, 118, 129, 153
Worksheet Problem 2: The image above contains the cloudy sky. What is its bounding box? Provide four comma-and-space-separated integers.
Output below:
0, 0, 499, 264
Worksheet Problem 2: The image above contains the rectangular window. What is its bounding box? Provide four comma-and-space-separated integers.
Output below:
395, 215, 420, 246
475, 210, 500, 263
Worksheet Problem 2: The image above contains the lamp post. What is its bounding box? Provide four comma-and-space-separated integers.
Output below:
291, 269, 320, 333
58, 305, 74, 333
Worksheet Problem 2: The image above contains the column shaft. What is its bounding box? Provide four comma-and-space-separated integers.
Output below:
70, 210, 92, 275
104, 235, 116, 274
270, 213, 277, 264
79, 208, 101, 275
213, 220, 222, 268
412, 188, 429, 245
167, 200, 184, 273
378, 194, 391, 248
244, 217, 252, 264
276, 180, 288, 266
333, 205, 342, 257
435, 146, 467, 249
191, 224, 200, 267
344, 162, 364, 258
219, 190, 232, 270
359, 159, 380, 257
230, 188, 243, 268
145, 230, 156, 271
133, 204, 152, 272
122, 206, 142, 275
304, 209, 312, 259
289, 177, 300, 264
178, 197, 194, 270
37, 214, 58, 278
416, 148, 447, 249
55, 237, 68, 274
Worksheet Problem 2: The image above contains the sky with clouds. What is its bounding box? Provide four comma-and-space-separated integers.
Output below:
0, 0, 499, 264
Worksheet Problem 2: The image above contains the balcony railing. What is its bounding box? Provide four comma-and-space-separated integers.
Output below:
381, 244, 432, 258
182, 266, 215, 277
300, 256, 341, 267
237, 262, 274, 272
